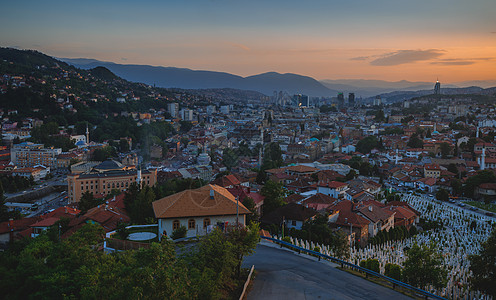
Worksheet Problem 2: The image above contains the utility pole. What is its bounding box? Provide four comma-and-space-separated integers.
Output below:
236, 196, 239, 225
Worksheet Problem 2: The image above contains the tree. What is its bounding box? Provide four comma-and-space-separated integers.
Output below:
78, 191, 102, 213
356, 136, 382, 154
222, 148, 238, 170
227, 223, 260, 278
407, 134, 423, 149
260, 180, 286, 216
119, 139, 130, 152
469, 227, 496, 297
345, 169, 357, 181
440, 142, 451, 158
171, 226, 187, 240
435, 189, 449, 202
360, 258, 380, 273
127, 186, 155, 224
425, 128, 432, 138
0, 181, 9, 222
403, 242, 447, 289
242, 197, 259, 224
92, 146, 116, 161
447, 163, 458, 176
374, 110, 385, 122
385, 263, 402, 280
464, 170, 496, 198
262, 142, 283, 170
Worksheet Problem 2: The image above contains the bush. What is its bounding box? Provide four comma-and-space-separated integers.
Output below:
281, 236, 291, 243
409, 226, 418, 236
116, 226, 130, 240
360, 258, 380, 273
171, 226, 187, 240
313, 246, 321, 253
385, 263, 402, 280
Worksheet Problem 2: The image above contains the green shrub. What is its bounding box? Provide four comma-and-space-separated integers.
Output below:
116, 223, 130, 240
171, 225, 187, 240
313, 246, 321, 253
360, 258, 380, 273
385, 263, 402, 280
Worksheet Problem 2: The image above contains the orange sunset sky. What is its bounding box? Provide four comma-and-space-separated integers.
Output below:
1, 0, 495, 83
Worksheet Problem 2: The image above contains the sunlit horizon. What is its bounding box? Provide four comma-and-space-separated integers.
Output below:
1, 0, 495, 83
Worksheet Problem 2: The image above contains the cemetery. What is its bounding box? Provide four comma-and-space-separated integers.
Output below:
277, 194, 495, 299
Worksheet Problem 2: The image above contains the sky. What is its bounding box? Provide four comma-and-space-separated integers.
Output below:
1, 0, 496, 83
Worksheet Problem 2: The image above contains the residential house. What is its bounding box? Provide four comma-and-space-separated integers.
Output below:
152, 184, 251, 239
416, 177, 438, 193
260, 203, 318, 230
475, 183, 496, 200
328, 200, 370, 247
357, 203, 395, 237
317, 181, 349, 199
301, 193, 337, 211
424, 163, 441, 178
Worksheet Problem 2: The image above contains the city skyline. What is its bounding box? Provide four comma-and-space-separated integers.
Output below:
1, 0, 496, 82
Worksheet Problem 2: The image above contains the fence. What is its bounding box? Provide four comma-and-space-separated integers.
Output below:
261, 236, 446, 300
106, 238, 151, 251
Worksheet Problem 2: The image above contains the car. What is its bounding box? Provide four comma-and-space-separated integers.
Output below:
469, 207, 477, 211
458, 203, 466, 207
485, 212, 494, 217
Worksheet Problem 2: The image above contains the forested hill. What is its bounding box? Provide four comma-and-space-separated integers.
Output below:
0, 47, 192, 152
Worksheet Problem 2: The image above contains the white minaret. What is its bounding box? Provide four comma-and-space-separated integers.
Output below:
137, 167, 142, 185
395, 148, 399, 165
481, 147, 486, 170
476, 126, 480, 138
86, 123, 90, 144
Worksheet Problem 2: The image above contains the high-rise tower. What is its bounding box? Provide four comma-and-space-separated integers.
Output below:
434, 79, 441, 95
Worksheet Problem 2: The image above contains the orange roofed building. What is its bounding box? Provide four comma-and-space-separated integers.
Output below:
152, 184, 251, 240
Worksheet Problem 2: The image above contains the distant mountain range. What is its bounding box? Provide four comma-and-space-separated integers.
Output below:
320, 79, 496, 98
60, 58, 338, 97
60, 57, 496, 99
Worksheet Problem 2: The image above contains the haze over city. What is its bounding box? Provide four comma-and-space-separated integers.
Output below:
1, 0, 496, 83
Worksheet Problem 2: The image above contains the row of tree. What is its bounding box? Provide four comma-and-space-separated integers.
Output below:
0, 222, 260, 299
0, 174, 34, 193
360, 242, 448, 289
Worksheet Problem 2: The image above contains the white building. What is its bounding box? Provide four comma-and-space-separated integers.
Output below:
167, 103, 179, 118
152, 184, 250, 239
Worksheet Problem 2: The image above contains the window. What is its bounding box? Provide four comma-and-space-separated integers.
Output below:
203, 218, 210, 228
188, 219, 195, 230
292, 220, 296, 226
173, 220, 180, 230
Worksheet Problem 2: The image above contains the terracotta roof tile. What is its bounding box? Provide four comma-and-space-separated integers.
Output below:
153, 184, 250, 219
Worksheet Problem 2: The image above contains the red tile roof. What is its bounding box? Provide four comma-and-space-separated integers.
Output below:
318, 180, 348, 189
153, 184, 250, 219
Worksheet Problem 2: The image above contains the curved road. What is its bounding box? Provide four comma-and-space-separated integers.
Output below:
243, 242, 411, 300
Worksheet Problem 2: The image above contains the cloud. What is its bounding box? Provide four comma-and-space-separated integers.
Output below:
431, 60, 475, 66
229, 43, 251, 51
350, 56, 370, 61
369, 49, 445, 66
431, 57, 494, 66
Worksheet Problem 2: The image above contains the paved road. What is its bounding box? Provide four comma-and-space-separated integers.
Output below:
243, 242, 411, 300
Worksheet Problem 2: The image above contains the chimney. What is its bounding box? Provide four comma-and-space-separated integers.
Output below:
210, 189, 215, 199
368, 206, 373, 212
